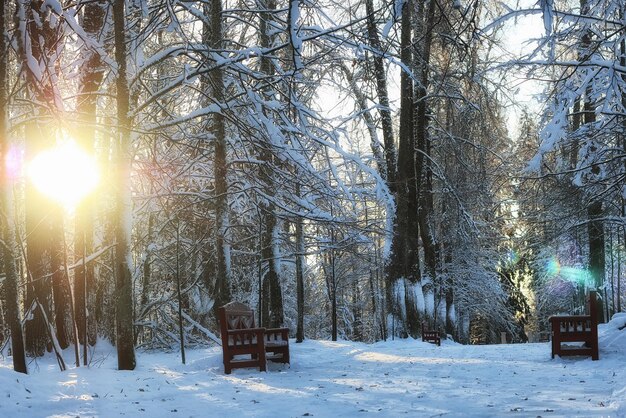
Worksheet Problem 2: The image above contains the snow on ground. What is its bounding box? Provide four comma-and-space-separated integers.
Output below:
1, 315, 624, 418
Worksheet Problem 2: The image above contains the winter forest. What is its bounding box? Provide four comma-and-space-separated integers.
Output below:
0, 0, 625, 376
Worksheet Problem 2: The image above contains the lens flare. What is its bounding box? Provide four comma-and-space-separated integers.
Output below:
547, 259, 560, 276
546, 258, 591, 285
27, 141, 99, 209
4, 145, 23, 180
560, 266, 591, 285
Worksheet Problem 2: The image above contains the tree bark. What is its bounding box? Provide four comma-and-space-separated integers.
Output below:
257, 0, 284, 328
365, 0, 396, 186
0, 0, 27, 373
619, 8, 626, 316
581, 25, 605, 322
113, 0, 136, 370
587, 199, 605, 316
387, 0, 421, 338
204, 0, 231, 313
295, 185, 305, 342
414, 0, 438, 323
75, 0, 107, 351
329, 229, 338, 341
18, 0, 73, 354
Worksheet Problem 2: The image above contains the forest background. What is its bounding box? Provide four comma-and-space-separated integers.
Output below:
0, 0, 624, 372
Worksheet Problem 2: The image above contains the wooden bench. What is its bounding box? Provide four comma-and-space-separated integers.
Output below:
218, 302, 290, 374
549, 291, 599, 361
421, 322, 441, 346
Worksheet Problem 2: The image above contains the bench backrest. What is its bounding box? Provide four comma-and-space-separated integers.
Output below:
550, 290, 598, 332
218, 302, 258, 347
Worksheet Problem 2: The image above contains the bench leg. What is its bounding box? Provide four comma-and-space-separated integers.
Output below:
259, 347, 267, 372
551, 333, 558, 359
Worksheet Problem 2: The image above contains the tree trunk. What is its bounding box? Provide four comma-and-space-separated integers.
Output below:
414, 0, 438, 322
387, 0, 420, 338
75, 0, 107, 351
365, 0, 396, 186
295, 185, 305, 342
257, 0, 283, 328
17, 0, 73, 354
113, 0, 136, 370
615, 225, 626, 312
352, 276, 362, 341
50, 218, 73, 350
578, 0, 605, 323
137, 206, 154, 345
330, 236, 337, 341
607, 8, 626, 319
587, 199, 605, 319
0, 0, 26, 373
204, 0, 231, 313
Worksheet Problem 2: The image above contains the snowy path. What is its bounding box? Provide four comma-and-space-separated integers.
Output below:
1, 336, 623, 418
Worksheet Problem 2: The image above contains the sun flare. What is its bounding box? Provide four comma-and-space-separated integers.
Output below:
27, 141, 100, 209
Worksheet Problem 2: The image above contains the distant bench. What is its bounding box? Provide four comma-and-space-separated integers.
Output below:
549, 291, 599, 361
421, 322, 440, 346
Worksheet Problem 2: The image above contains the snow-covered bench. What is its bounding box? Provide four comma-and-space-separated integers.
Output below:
549, 291, 599, 361
218, 302, 290, 374
421, 322, 441, 346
